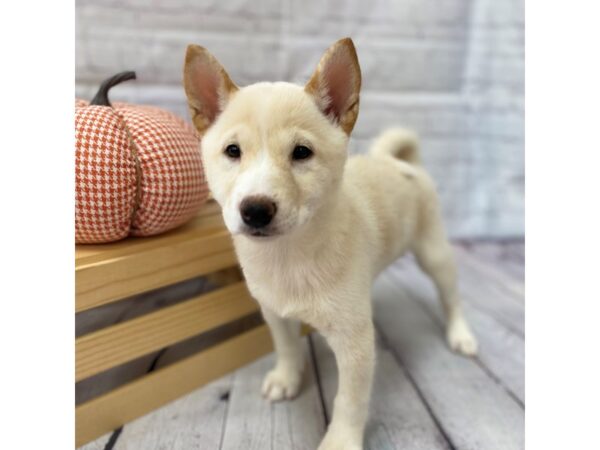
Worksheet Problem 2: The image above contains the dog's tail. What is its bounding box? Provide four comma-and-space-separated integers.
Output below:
369, 128, 421, 165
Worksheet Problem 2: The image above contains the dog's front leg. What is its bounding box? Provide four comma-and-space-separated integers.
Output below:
319, 319, 375, 450
261, 307, 305, 401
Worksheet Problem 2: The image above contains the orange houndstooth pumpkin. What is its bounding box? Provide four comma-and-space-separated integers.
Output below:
75, 72, 209, 243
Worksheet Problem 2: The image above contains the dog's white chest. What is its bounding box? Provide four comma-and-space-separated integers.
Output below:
245, 263, 314, 316
236, 247, 336, 325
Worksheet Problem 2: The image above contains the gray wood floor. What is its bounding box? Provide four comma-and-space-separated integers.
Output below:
82, 241, 524, 450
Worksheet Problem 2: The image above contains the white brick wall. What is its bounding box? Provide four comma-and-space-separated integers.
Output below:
76, 0, 524, 238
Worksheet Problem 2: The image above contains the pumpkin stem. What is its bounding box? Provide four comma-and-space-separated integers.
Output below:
90, 71, 137, 106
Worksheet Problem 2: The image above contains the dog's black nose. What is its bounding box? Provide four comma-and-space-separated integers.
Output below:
240, 196, 277, 228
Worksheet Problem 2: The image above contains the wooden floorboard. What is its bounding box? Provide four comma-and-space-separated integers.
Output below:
451, 245, 525, 337
454, 245, 524, 301
78, 242, 525, 450
429, 250, 526, 336
220, 337, 326, 450
310, 333, 451, 450
113, 375, 232, 449
386, 260, 524, 404
458, 241, 524, 284
372, 272, 524, 450
470, 241, 525, 264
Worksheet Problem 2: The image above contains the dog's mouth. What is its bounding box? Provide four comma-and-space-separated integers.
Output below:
240, 227, 280, 239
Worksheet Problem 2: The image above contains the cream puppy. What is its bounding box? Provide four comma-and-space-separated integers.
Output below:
184, 37, 478, 450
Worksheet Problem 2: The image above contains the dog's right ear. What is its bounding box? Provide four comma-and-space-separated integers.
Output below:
183, 45, 238, 135
305, 38, 361, 135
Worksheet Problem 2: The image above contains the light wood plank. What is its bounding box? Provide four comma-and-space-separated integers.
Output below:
310, 333, 450, 450
76, 277, 217, 405
76, 282, 259, 382
115, 375, 233, 449
75, 202, 238, 312
76, 275, 217, 338
76, 352, 158, 406
220, 338, 326, 450
76, 325, 273, 447
75, 201, 222, 261
372, 272, 524, 450
78, 432, 113, 450
76, 231, 236, 312
387, 260, 524, 403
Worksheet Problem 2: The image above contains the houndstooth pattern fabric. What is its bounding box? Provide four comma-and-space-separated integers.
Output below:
75, 100, 208, 244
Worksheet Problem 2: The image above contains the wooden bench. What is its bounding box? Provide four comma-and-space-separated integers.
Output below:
75, 201, 274, 447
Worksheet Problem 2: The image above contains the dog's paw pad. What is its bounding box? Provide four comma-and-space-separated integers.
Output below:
261, 367, 302, 402
447, 319, 478, 356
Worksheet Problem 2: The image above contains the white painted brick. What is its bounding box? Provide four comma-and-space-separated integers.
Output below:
77, 5, 282, 36
472, 0, 524, 27
355, 93, 469, 140
287, 0, 471, 40
78, 27, 291, 86
284, 38, 466, 91
75, 0, 524, 238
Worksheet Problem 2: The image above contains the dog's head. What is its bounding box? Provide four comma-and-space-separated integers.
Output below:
183, 38, 361, 239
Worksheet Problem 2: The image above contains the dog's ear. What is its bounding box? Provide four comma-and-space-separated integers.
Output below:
183, 45, 238, 135
305, 38, 361, 135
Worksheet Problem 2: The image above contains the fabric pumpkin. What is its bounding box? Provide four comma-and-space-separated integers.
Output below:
75, 71, 209, 243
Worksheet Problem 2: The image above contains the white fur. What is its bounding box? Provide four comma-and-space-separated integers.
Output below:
185, 39, 478, 450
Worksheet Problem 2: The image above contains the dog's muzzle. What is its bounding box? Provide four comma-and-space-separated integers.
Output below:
240, 196, 278, 235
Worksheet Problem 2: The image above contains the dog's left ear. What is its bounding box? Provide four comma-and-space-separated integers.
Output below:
305, 38, 361, 135
183, 44, 239, 135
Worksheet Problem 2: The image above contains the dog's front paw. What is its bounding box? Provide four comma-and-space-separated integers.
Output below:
447, 317, 478, 356
317, 426, 363, 450
261, 365, 302, 401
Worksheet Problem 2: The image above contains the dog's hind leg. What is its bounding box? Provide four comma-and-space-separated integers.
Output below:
413, 218, 478, 356
260, 307, 305, 401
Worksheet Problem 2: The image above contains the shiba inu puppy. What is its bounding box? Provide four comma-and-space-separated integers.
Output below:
184, 37, 477, 450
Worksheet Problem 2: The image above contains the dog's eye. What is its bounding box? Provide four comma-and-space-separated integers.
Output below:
292, 145, 313, 161
224, 144, 241, 159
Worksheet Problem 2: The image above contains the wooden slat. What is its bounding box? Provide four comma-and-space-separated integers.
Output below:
76, 325, 273, 447
75, 231, 235, 312
220, 338, 326, 450
76, 282, 259, 382
75, 202, 238, 312
75, 201, 223, 262
310, 332, 450, 450
77, 432, 113, 450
